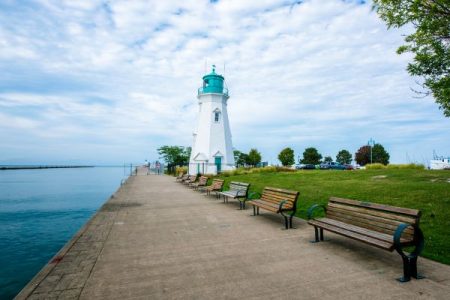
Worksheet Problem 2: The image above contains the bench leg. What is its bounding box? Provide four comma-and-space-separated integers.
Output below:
320, 228, 324, 241
310, 226, 320, 243
253, 205, 256, 216
398, 255, 425, 283
283, 216, 289, 230
257, 206, 260, 215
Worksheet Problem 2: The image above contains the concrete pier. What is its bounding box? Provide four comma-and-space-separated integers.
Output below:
17, 172, 450, 299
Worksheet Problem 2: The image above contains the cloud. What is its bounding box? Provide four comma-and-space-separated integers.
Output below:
0, 0, 449, 165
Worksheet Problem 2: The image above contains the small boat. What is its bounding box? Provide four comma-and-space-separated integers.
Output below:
430, 151, 450, 170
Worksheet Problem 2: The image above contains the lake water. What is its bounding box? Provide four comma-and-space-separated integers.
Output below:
0, 167, 128, 299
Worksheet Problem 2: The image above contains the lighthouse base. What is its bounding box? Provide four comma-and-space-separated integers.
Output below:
188, 162, 235, 175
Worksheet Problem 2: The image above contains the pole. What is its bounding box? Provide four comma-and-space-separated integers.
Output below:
368, 138, 375, 164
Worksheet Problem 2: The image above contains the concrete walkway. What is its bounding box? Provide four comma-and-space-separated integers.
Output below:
17, 173, 450, 299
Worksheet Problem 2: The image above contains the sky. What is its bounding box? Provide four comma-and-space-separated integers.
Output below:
0, 0, 449, 166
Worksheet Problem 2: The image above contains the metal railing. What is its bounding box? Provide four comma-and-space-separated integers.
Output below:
198, 87, 228, 96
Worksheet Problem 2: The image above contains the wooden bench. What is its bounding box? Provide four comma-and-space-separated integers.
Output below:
190, 176, 208, 190
198, 179, 224, 198
183, 175, 197, 186
217, 182, 250, 209
175, 173, 185, 181
307, 197, 424, 282
178, 174, 189, 183
248, 187, 299, 229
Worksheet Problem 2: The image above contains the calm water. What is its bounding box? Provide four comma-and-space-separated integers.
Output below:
0, 167, 128, 299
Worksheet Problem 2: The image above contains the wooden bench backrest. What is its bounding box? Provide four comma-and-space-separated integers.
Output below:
326, 197, 421, 240
211, 179, 224, 189
261, 187, 299, 210
198, 176, 208, 184
229, 182, 250, 194
187, 175, 197, 182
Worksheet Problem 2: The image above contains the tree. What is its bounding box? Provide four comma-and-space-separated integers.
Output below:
278, 147, 295, 166
372, 143, 390, 165
234, 150, 248, 167
355, 145, 370, 166
300, 147, 322, 165
157, 145, 190, 173
247, 148, 262, 167
373, 0, 450, 117
355, 143, 390, 166
323, 156, 333, 163
233, 150, 241, 164
336, 149, 352, 165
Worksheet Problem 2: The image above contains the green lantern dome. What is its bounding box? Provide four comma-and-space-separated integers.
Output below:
198, 65, 228, 96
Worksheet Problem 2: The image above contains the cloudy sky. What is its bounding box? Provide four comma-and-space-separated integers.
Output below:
1, 0, 449, 165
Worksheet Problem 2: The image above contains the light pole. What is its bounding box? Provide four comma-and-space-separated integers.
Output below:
368, 138, 375, 164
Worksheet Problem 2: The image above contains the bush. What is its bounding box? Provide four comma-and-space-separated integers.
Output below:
365, 163, 386, 169
365, 163, 425, 170
219, 166, 295, 177
175, 166, 188, 176
387, 164, 425, 170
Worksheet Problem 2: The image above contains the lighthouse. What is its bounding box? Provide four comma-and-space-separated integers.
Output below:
189, 65, 235, 175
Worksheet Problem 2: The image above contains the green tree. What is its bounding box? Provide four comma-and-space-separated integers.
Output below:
373, 0, 450, 116
355, 143, 390, 166
300, 147, 322, 165
355, 145, 371, 166
372, 143, 390, 165
247, 148, 262, 167
278, 147, 295, 166
233, 150, 241, 165
157, 145, 190, 173
234, 150, 248, 167
336, 149, 352, 165
323, 156, 333, 163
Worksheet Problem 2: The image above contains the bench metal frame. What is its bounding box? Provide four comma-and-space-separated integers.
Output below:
307, 200, 425, 282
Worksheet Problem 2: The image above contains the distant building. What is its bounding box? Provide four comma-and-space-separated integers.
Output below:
189, 66, 235, 175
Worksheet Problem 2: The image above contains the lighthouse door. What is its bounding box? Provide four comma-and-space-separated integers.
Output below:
215, 157, 222, 173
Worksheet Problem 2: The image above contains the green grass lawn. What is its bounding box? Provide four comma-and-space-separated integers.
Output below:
215, 169, 450, 264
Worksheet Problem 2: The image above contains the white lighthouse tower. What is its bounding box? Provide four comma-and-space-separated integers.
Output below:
189, 65, 235, 175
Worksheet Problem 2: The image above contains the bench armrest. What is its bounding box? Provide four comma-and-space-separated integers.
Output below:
278, 200, 290, 211
393, 223, 424, 258
307, 204, 327, 220
247, 191, 261, 200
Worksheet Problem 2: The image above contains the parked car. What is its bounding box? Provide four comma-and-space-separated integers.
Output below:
344, 164, 354, 170
319, 163, 330, 169
298, 164, 315, 170
320, 162, 346, 170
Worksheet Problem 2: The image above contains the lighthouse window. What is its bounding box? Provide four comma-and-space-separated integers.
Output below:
214, 111, 220, 122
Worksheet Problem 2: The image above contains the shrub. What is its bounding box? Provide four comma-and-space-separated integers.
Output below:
175, 166, 188, 176
365, 163, 386, 169
387, 164, 425, 170
365, 163, 425, 170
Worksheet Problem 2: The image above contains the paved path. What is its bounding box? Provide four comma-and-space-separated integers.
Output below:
17, 173, 450, 299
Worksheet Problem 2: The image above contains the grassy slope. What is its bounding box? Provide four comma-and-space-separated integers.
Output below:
216, 169, 450, 264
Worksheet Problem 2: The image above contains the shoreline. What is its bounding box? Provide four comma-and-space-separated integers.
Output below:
0, 165, 95, 170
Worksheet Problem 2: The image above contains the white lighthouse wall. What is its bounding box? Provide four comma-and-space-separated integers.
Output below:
189, 93, 235, 175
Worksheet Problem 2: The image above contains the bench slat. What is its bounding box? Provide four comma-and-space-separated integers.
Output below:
330, 197, 420, 218
308, 219, 394, 251
250, 200, 292, 211
328, 202, 418, 225
312, 217, 413, 244
261, 192, 297, 202
327, 208, 415, 238
327, 204, 415, 233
